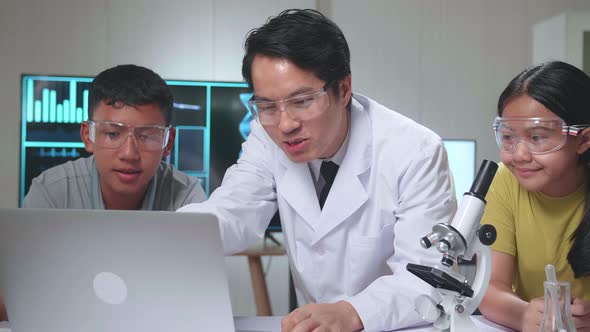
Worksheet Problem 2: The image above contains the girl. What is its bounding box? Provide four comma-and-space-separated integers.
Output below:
479, 61, 590, 331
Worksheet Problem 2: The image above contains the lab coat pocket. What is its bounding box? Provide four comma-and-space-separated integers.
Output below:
346, 223, 395, 295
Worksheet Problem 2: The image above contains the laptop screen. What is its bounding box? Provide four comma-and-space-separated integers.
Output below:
0, 209, 235, 332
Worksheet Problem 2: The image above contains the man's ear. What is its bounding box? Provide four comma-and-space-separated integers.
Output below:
162, 127, 176, 157
577, 128, 590, 155
339, 75, 352, 107
80, 121, 95, 153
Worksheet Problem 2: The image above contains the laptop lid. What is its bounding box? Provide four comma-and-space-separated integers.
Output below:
0, 208, 235, 332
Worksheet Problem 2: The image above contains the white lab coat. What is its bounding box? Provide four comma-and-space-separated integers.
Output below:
179, 94, 456, 332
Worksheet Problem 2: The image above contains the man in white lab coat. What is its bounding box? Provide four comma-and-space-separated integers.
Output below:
179, 9, 456, 332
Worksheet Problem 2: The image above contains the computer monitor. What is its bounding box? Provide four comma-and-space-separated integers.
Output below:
442, 139, 477, 202
18, 75, 289, 230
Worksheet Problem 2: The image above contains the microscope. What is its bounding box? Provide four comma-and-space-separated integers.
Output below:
407, 160, 498, 331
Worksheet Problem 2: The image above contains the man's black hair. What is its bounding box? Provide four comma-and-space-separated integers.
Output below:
242, 9, 351, 93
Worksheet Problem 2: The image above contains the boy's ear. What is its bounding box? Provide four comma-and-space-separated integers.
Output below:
577, 128, 590, 155
80, 121, 95, 153
162, 127, 176, 157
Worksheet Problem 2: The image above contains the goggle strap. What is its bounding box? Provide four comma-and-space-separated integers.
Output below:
162, 128, 171, 149
89, 122, 96, 142
568, 125, 590, 137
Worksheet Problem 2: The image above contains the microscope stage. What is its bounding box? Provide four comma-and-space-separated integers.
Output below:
406, 263, 474, 297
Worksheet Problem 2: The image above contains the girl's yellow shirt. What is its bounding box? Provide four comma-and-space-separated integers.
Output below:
481, 163, 590, 301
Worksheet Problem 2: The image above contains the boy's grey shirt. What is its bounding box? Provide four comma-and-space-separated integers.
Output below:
23, 156, 206, 210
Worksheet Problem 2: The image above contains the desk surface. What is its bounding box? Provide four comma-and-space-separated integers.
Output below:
0, 316, 512, 332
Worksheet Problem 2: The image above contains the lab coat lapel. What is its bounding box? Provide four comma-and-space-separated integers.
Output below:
277, 153, 321, 228
312, 99, 371, 244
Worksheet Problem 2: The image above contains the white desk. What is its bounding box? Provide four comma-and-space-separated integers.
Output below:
0, 316, 512, 332
0, 321, 10, 332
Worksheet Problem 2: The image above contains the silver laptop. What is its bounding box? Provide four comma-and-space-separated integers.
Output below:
0, 208, 235, 332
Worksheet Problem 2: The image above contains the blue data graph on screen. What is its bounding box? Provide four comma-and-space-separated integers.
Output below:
239, 93, 253, 140
37, 148, 81, 158
20, 75, 252, 204
24, 77, 91, 124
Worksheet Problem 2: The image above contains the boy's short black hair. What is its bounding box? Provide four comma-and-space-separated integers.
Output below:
88, 64, 173, 125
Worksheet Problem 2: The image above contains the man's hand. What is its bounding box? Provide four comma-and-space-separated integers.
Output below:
281, 301, 363, 332
520, 297, 544, 332
571, 297, 590, 331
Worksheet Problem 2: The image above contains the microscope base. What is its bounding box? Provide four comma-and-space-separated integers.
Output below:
449, 312, 478, 332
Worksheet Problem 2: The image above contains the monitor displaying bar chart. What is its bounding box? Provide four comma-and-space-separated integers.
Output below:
20, 75, 253, 206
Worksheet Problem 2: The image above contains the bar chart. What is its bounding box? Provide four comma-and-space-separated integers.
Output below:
24, 77, 91, 124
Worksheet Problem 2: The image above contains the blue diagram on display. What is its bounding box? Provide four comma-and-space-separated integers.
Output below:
238, 93, 254, 158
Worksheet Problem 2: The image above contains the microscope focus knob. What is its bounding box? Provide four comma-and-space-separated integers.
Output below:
478, 224, 497, 246
415, 295, 443, 323
420, 236, 432, 249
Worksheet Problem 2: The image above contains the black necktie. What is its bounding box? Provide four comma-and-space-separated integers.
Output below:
319, 161, 339, 210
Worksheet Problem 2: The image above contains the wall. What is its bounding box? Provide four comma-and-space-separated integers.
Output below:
566, 10, 590, 70
532, 10, 590, 72
324, 0, 590, 171
2, 0, 590, 316
533, 13, 568, 64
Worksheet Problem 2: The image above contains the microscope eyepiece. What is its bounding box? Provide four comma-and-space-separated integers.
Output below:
468, 160, 499, 200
